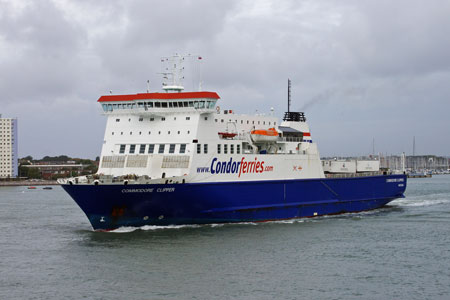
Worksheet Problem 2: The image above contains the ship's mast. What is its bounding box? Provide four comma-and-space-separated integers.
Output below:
161, 54, 186, 92
287, 79, 291, 113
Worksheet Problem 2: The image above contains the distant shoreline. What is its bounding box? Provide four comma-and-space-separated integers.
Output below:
0, 180, 58, 186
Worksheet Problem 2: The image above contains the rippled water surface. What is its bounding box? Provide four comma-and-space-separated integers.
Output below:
1, 175, 450, 299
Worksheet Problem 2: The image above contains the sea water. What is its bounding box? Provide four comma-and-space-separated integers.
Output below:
1, 175, 449, 299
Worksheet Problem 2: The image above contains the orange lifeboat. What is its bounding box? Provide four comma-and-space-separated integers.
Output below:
250, 127, 278, 143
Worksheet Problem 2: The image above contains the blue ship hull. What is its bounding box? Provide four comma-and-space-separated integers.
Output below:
61, 174, 407, 231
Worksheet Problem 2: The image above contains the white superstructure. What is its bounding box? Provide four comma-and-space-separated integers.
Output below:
0, 114, 18, 178
96, 91, 325, 183
91, 55, 326, 184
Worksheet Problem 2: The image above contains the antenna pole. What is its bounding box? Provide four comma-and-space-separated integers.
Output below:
288, 79, 291, 113
372, 138, 375, 156
198, 56, 203, 91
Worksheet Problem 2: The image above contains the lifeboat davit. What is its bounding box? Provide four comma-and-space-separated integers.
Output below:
250, 127, 278, 143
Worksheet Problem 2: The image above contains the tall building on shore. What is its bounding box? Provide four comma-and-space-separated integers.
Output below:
0, 114, 18, 178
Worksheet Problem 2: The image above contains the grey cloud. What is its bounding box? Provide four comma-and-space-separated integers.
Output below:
0, 0, 449, 158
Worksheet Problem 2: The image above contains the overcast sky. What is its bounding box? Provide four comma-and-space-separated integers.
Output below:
1, 0, 449, 159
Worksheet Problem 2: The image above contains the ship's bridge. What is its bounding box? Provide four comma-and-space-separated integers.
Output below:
98, 91, 220, 116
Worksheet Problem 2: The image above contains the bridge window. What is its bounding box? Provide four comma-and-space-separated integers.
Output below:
148, 144, 155, 153
197, 144, 201, 154
139, 144, 146, 154
180, 144, 186, 154
162, 102, 168, 108
119, 145, 125, 154
237, 144, 241, 154
189, 101, 194, 107
169, 102, 173, 108
183, 101, 188, 107
217, 144, 221, 154
158, 144, 165, 154
173, 102, 178, 108
178, 101, 183, 107
224, 144, 228, 154
204, 144, 208, 154
129, 145, 136, 154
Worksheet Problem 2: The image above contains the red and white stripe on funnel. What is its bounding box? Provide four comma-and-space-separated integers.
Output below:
303, 132, 312, 143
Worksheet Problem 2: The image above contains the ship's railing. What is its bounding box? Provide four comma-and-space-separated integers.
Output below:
325, 171, 387, 178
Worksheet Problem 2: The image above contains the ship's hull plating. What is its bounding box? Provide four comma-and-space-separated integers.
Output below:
62, 174, 407, 231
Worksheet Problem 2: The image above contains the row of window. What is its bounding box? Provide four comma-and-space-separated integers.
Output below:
112, 130, 190, 136
215, 119, 276, 126
117, 143, 243, 155
119, 144, 187, 154
102, 100, 217, 112
115, 116, 193, 122
195, 144, 241, 154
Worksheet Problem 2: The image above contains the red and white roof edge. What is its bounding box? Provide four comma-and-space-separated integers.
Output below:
98, 91, 220, 102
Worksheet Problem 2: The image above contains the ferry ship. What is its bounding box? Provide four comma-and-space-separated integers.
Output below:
59, 55, 407, 231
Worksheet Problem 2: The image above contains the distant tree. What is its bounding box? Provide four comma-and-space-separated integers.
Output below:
19, 165, 29, 177
22, 155, 33, 161
27, 168, 41, 179
40, 155, 71, 162
79, 159, 93, 165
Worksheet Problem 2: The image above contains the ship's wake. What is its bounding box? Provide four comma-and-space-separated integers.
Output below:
391, 194, 450, 207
